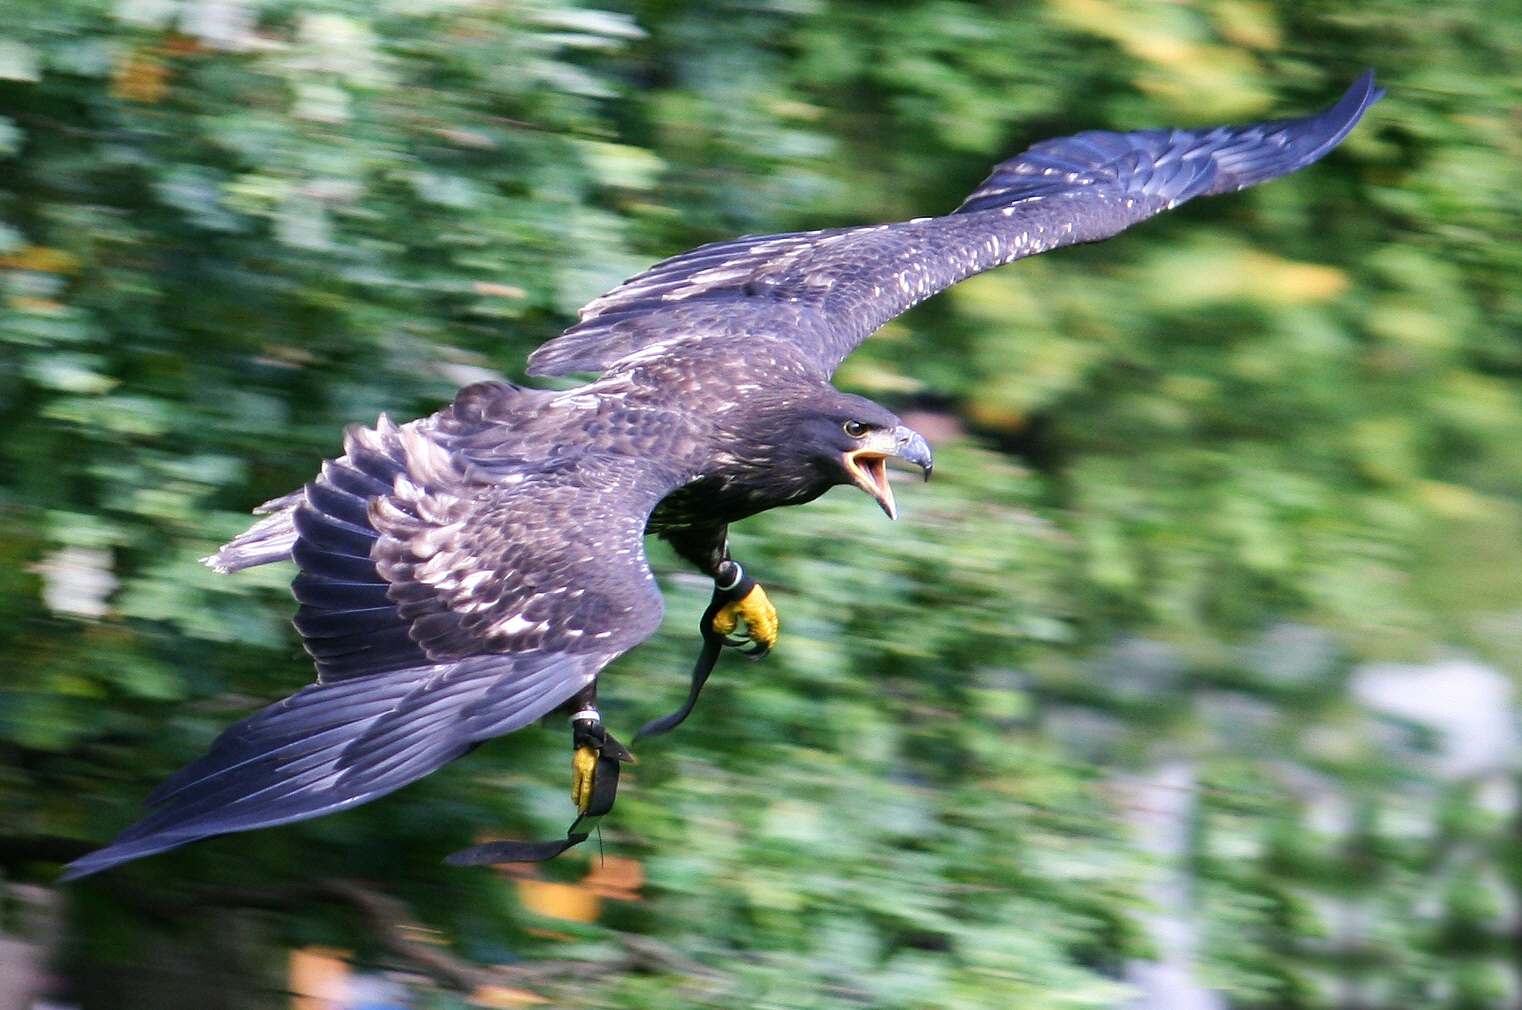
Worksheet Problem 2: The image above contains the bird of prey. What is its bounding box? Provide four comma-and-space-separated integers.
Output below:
62, 71, 1383, 878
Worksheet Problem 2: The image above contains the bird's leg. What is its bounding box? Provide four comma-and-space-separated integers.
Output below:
442, 686, 632, 867
708, 558, 778, 657
444, 687, 633, 857
566, 682, 633, 817
665, 525, 779, 658
441, 681, 636, 863
635, 529, 780, 742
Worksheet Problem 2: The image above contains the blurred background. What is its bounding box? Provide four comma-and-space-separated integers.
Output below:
1, 1, 1519, 1008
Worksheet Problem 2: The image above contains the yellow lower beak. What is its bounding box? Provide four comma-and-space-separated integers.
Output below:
845, 449, 896, 519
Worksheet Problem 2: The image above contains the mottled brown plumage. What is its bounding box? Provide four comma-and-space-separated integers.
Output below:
63, 72, 1381, 879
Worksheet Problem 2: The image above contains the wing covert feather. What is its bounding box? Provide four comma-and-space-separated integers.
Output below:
288, 394, 675, 681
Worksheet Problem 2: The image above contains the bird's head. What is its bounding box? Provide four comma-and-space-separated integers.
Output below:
783, 393, 933, 520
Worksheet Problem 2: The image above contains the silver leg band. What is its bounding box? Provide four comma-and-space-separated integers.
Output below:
571, 708, 601, 724
716, 562, 744, 592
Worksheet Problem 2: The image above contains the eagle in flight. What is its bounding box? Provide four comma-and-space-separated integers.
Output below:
63, 72, 1382, 878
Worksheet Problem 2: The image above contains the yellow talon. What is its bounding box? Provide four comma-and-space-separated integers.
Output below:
571, 745, 600, 813
712, 583, 779, 651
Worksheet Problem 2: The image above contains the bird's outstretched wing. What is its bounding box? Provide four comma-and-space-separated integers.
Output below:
61, 384, 675, 879
528, 72, 1382, 379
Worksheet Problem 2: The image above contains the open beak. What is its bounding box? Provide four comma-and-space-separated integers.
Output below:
843, 425, 933, 520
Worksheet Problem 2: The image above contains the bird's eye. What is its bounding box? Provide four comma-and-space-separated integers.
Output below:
843, 420, 869, 438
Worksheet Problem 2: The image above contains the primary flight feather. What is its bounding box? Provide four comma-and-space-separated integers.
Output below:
62, 71, 1383, 879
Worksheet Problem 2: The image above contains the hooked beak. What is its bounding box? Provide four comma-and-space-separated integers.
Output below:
843, 425, 934, 520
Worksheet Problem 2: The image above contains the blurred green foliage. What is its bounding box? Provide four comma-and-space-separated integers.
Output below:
2, 1, 1521, 1008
